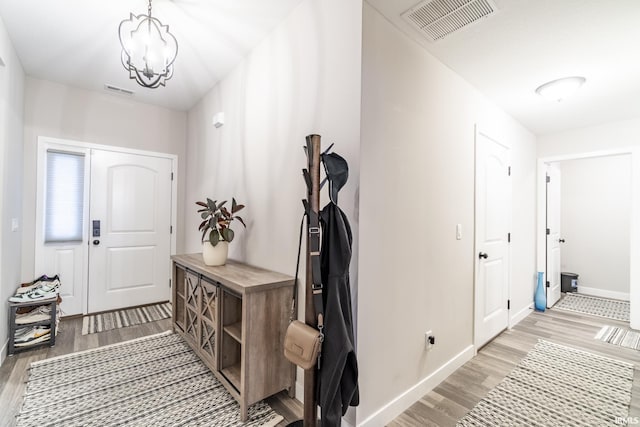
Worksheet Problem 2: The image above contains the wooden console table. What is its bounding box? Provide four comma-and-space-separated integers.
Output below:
171, 253, 295, 421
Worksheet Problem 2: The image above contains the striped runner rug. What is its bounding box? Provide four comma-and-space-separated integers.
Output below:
553, 293, 630, 322
15, 331, 283, 427
457, 340, 633, 426
596, 325, 640, 351
82, 302, 172, 335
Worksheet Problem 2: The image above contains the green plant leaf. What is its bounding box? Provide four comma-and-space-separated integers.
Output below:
235, 216, 246, 228
232, 198, 237, 212
196, 201, 208, 208
209, 229, 220, 246
217, 200, 227, 211
198, 219, 208, 231
197, 208, 209, 213
221, 227, 234, 242
208, 218, 215, 229
201, 228, 208, 243
207, 198, 216, 211
201, 212, 209, 220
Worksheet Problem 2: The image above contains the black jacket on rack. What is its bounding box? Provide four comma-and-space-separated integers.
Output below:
318, 200, 359, 426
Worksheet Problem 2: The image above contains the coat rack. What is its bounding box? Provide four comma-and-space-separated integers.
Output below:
303, 134, 321, 426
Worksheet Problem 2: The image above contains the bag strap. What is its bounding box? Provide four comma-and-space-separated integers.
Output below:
290, 212, 306, 322
306, 205, 324, 332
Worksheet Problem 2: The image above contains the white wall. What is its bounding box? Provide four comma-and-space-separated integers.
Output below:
559, 156, 631, 299
356, 4, 537, 425
0, 14, 25, 364
538, 118, 640, 157
184, 0, 362, 418
21, 77, 187, 281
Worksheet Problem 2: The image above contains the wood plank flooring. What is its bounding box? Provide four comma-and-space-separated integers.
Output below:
389, 308, 640, 426
2, 306, 637, 426
0, 316, 302, 427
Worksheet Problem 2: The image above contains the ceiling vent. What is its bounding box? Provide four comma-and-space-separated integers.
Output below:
104, 84, 135, 96
402, 0, 498, 42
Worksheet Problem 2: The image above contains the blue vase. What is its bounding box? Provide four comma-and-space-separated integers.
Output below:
534, 271, 546, 312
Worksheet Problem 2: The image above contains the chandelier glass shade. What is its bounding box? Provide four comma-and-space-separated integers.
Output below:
118, 0, 178, 88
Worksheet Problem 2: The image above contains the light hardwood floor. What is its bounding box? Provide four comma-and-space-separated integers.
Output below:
389, 307, 640, 426
1, 306, 637, 426
0, 316, 302, 427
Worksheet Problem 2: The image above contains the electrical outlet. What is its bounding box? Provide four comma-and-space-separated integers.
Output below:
425, 330, 435, 350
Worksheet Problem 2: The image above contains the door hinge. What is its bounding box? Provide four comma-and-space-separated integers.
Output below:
507, 232, 511, 243
169, 279, 172, 288
508, 166, 511, 176
171, 172, 174, 181
546, 228, 550, 235
507, 299, 510, 310
546, 175, 550, 183
546, 281, 550, 288
170, 225, 173, 234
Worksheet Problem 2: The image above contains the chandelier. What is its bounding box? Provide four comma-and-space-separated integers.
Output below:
118, 0, 178, 88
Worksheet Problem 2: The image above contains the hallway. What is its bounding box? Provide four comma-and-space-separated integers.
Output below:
390, 307, 640, 426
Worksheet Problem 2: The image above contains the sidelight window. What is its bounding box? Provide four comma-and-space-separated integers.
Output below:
44, 150, 85, 243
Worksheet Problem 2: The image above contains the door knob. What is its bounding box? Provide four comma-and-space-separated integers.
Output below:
93, 240, 100, 245
478, 252, 488, 259
559, 239, 566, 243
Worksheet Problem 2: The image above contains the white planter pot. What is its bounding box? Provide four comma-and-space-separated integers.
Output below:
202, 241, 229, 266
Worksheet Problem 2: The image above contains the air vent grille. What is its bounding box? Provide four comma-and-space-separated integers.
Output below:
402, 0, 497, 42
104, 84, 135, 96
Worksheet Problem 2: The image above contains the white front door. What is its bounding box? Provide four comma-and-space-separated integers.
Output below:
546, 163, 562, 307
35, 138, 175, 316
475, 129, 511, 348
88, 150, 172, 313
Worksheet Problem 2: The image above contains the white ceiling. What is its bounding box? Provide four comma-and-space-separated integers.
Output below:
1, 1, 639, 134
367, 0, 640, 135
0, 0, 303, 111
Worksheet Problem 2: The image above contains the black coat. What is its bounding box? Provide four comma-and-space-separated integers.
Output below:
318, 201, 359, 426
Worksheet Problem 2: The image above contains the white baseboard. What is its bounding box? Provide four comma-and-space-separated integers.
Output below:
577, 287, 629, 301
510, 303, 533, 328
0, 338, 7, 367
357, 344, 475, 427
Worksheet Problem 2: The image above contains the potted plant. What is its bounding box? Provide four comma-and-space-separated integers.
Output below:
196, 198, 246, 266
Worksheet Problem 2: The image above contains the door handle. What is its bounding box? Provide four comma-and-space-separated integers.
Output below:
559, 239, 565, 243
93, 239, 100, 245
479, 252, 488, 259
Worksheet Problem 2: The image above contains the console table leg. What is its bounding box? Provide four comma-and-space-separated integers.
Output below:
240, 402, 248, 422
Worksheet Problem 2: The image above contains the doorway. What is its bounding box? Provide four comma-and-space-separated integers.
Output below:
34, 137, 177, 316
537, 148, 640, 329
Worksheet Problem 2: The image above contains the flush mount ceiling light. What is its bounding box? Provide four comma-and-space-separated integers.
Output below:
118, 0, 178, 89
535, 76, 586, 102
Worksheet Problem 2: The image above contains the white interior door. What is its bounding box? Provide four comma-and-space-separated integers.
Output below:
475, 129, 511, 348
88, 150, 172, 313
546, 163, 562, 307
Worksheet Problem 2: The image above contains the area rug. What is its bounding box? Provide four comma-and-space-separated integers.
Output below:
457, 340, 633, 426
82, 301, 172, 335
553, 293, 630, 322
15, 331, 283, 427
596, 325, 640, 351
